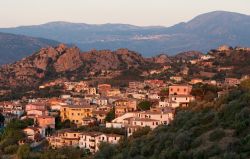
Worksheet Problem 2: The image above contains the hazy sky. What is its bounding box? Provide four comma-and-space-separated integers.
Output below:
0, 0, 250, 27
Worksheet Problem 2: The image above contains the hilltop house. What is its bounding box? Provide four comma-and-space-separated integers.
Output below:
79, 132, 122, 153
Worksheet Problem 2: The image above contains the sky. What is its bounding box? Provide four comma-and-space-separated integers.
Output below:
0, 0, 250, 27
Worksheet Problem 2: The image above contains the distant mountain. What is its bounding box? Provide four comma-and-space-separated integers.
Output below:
0, 32, 59, 64
1, 11, 250, 57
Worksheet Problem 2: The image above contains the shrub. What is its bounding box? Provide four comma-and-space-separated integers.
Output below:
209, 129, 225, 142
137, 101, 152, 111
3, 144, 18, 154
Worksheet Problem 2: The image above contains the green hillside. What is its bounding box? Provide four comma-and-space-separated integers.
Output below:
94, 81, 250, 159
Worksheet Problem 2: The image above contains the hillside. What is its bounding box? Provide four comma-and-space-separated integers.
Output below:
94, 85, 250, 159
0, 44, 151, 90
0, 32, 59, 64
1, 11, 250, 56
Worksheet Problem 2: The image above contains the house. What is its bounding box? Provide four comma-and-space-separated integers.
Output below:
23, 126, 45, 141
144, 80, 164, 87
74, 81, 89, 92
95, 98, 108, 106
217, 66, 234, 72
241, 75, 250, 81
181, 66, 189, 75
169, 85, 192, 96
168, 85, 194, 107
106, 88, 121, 97
200, 61, 213, 67
79, 132, 122, 153
190, 78, 203, 85
190, 59, 199, 65
169, 95, 195, 107
92, 110, 109, 124
217, 90, 229, 98
199, 71, 216, 78
48, 98, 66, 111
27, 109, 48, 116
98, 84, 111, 95
170, 76, 183, 82
149, 69, 162, 75
0, 101, 24, 117
128, 81, 145, 89
82, 117, 97, 126
26, 103, 47, 112
203, 80, 217, 86
47, 130, 80, 148
225, 78, 240, 87
129, 93, 146, 99
148, 93, 160, 100
217, 45, 231, 51
108, 109, 174, 137
36, 116, 55, 129
86, 87, 97, 95
200, 55, 214, 60
114, 99, 137, 117
125, 109, 174, 136
158, 100, 179, 108
60, 105, 95, 126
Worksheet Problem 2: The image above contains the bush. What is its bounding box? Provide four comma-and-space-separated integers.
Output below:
132, 127, 151, 138
209, 129, 225, 142
205, 144, 221, 158
137, 101, 152, 111
240, 79, 250, 91
3, 144, 18, 154
17, 144, 30, 159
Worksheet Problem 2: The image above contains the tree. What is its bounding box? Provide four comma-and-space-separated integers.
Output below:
17, 144, 30, 159
132, 126, 151, 138
0, 113, 4, 127
240, 79, 250, 91
137, 100, 152, 111
105, 108, 115, 122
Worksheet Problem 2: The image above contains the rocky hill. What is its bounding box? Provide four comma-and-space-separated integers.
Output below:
0, 44, 150, 90
174, 51, 203, 60
0, 32, 59, 64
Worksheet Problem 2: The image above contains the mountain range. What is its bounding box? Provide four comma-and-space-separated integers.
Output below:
0, 32, 59, 64
0, 11, 250, 64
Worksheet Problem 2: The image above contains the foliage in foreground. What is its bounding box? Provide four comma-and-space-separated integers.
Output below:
94, 87, 250, 159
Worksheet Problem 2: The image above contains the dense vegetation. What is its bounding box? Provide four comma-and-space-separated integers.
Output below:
94, 84, 250, 159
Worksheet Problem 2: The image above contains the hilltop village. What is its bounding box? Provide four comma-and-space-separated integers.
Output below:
0, 44, 250, 158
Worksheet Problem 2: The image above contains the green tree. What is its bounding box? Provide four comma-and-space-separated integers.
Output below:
0, 113, 4, 126
240, 79, 250, 91
137, 100, 152, 111
105, 108, 115, 122
17, 144, 30, 159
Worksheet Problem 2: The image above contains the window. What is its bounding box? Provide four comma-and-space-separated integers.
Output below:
141, 122, 143, 125
156, 122, 158, 125
177, 88, 180, 92
184, 89, 186, 92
